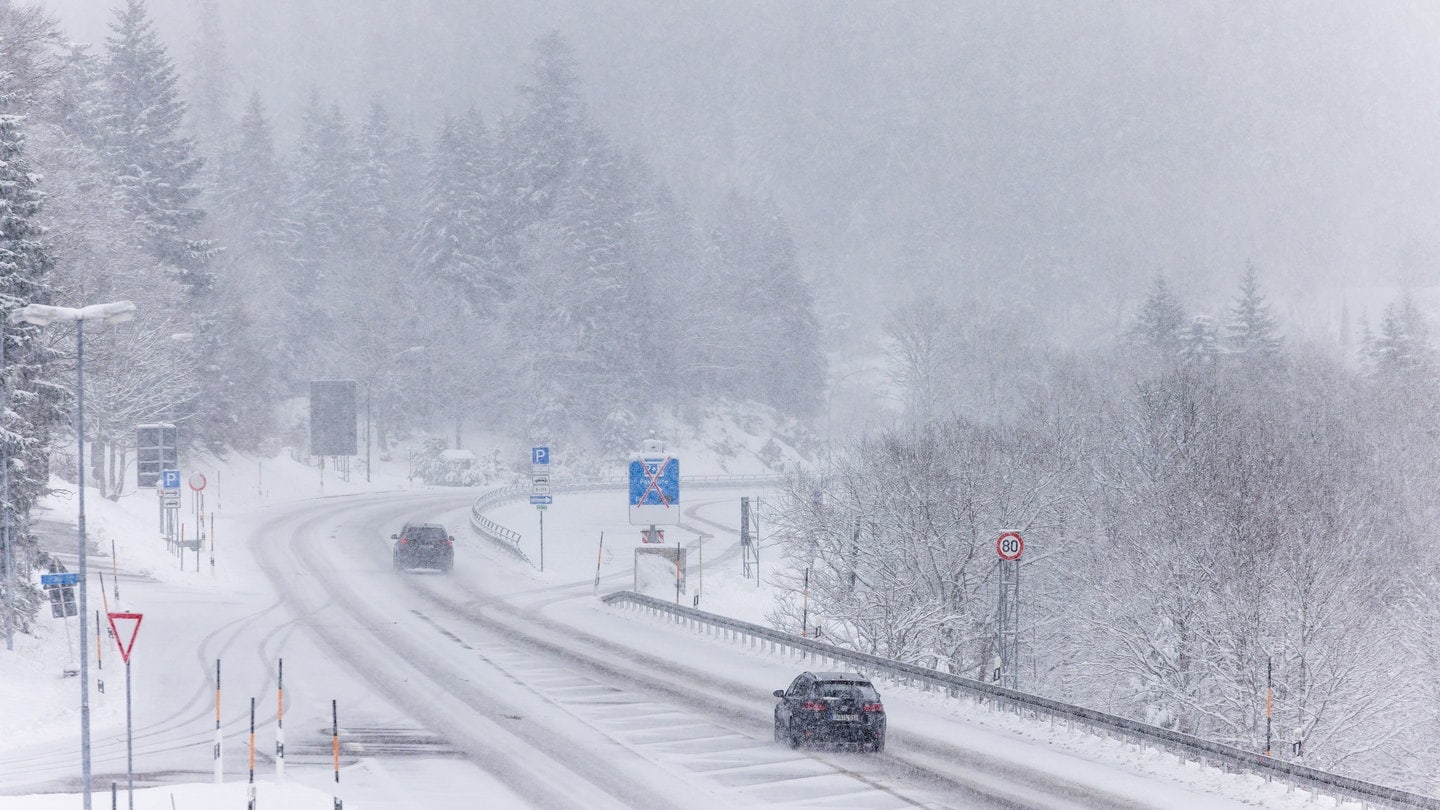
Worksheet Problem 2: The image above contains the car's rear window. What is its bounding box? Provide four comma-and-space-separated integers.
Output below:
817, 681, 879, 701
406, 527, 446, 542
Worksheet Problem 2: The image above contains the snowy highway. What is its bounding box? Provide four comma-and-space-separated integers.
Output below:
1, 483, 1265, 808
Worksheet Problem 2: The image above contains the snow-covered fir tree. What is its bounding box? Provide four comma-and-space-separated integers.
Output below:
1223, 264, 1281, 361
0, 92, 67, 635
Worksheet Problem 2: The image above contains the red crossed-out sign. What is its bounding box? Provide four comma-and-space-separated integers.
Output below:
107, 612, 143, 664
639, 458, 673, 507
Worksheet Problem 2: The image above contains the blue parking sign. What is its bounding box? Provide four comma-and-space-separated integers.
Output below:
160, 469, 181, 489
531, 446, 550, 465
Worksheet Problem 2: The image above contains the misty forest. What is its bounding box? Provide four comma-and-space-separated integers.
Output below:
1, 0, 1439, 793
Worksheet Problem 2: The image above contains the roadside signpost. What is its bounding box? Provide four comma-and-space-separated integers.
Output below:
630, 436, 682, 593
532, 447, 550, 571
628, 452, 680, 526
41, 572, 79, 619
995, 531, 1023, 690
159, 469, 180, 548
996, 531, 1024, 561
107, 612, 142, 810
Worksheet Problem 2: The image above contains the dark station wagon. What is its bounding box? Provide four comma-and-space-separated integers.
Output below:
391, 522, 455, 573
773, 671, 886, 752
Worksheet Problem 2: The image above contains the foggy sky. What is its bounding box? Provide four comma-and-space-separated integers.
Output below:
37, 0, 1440, 339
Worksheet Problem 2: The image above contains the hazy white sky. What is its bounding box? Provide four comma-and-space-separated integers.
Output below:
33, 1, 1440, 334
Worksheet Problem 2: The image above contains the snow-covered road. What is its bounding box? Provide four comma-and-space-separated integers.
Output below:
0, 478, 1299, 808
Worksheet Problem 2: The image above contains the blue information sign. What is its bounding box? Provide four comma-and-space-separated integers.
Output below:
41, 572, 80, 586
531, 447, 550, 465
160, 468, 181, 489
628, 456, 680, 525
529, 494, 553, 505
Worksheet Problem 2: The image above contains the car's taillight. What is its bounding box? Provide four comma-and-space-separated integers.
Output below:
863, 703, 884, 713
447, 537, 454, 546
399, 537, 408, 544
801, 701, 827, 711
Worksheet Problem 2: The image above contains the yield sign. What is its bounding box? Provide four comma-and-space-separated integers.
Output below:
107, 612, 143, 664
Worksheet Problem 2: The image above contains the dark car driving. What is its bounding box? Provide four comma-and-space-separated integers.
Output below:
391, 522, 454, 572
773, 671, 886, 751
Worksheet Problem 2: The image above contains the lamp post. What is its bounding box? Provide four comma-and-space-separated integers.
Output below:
365, 346, 425, 483
9, 300, 136, 810
1, 317, 11, 652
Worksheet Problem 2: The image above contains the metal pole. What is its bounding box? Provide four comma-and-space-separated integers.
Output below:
364, 383, 371, 483
125, 658, 133, 810
593, 532, 604, 594
801, 567, 809, 637
539, 510, 544, 573
1, 317, 11, 652
77, 318, 92, 809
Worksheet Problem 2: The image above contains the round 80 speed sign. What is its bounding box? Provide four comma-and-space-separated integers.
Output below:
996, 531, 1024, 561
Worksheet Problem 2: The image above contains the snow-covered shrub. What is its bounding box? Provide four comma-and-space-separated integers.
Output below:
410, 437, 503, 486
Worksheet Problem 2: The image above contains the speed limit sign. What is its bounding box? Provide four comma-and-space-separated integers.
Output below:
996, 531, 1024, 561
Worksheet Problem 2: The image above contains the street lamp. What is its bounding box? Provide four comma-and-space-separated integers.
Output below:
1, 317, 12, 653
9, 300, 135, 810
365, 346, 425, 483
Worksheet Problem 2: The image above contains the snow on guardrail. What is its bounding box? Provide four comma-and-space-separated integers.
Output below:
601, 590, 1440, 810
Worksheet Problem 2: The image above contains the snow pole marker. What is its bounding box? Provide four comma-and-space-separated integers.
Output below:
96, 574, 113, 691
110, 539, 118, 601
275, 659, 284, 781
213, 659, 222, 784
593, 533, 604, 594
247, 697, 256, 809
93, 610, 103, 694
332, 699, 342, 810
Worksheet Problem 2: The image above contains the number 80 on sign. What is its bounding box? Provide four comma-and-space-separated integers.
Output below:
996, 531, 1024, 561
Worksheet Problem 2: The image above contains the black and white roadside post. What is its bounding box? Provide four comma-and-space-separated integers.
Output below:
995, 531, 1023, 690
106, 612, 142, 810
11, 300, 136, 810
530, 446, 551, 570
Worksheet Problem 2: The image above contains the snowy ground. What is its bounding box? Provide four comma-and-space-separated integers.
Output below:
0, 439, 1372, 808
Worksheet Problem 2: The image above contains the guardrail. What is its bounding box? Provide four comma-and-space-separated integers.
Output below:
601, 590, 1439, 810
467, 474, 782, 563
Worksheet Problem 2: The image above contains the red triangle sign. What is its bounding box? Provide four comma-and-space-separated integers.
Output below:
107, 612, 143, 664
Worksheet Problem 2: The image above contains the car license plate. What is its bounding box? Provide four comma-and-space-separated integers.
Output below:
832, 714, 859, 722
